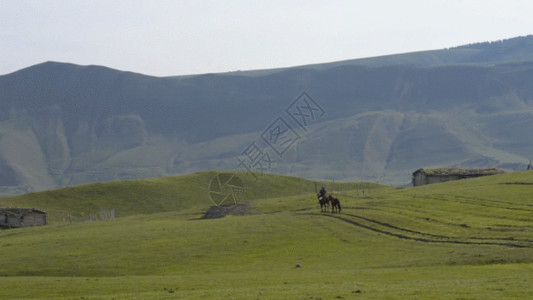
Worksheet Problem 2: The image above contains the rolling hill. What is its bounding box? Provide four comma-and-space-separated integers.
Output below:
2, 36, 533, 194
0, 171, 532, 299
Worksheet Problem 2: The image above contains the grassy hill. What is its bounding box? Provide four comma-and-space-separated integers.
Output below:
0, 171, 369, 222
0, 171, 532, 299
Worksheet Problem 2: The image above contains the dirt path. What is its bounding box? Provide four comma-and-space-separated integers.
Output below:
313, 212, 532, 248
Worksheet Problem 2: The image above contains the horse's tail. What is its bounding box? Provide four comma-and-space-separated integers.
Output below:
338, 202, 342, 212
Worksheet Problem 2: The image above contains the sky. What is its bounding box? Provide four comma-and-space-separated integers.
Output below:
1, 0, 533, 77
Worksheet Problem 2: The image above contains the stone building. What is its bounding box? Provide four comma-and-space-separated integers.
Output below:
0, 208, 47, 229
412, 168, 504, 187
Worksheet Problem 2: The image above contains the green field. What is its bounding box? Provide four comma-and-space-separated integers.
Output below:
1, 171, 532, 299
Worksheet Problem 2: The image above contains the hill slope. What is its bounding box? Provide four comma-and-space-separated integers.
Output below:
0, 172, 532, 299
0, 171, 350, 221
2, 36, 533, 193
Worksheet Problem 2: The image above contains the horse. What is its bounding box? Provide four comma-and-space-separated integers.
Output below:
328, 195, 342, 213
317, 193, 330, 212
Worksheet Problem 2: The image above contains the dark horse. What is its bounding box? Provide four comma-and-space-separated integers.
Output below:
317, 193, 330, 212
328, 195, 342, 213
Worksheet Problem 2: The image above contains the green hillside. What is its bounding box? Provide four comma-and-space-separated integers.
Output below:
0, 171, 532, 299
0, 171, 368, 222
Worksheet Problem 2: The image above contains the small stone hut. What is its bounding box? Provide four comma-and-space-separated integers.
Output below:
0, 208, 47, 229
412, 168, 504, 187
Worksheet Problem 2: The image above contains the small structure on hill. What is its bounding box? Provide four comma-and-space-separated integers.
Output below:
201, 204, 250, 219
412, 168, 504, 187
0, 208, 47, 229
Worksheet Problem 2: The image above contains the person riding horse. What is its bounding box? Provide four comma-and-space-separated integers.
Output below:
319, 186, 327, 198
317, 185, 341, 213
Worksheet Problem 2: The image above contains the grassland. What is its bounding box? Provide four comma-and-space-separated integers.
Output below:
0, 171, 532, 299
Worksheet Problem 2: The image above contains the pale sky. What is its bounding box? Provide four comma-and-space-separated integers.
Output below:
1, 0, 532, 77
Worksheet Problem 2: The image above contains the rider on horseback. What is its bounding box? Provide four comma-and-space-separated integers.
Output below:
319, 186, 327, 198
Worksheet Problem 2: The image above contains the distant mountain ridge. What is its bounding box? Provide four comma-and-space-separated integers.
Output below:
2, 35, 533, 195
225, 35, 533, 76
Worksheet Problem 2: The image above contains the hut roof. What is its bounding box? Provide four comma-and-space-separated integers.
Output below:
414, 168, 504, 176
0, 208, 47, 215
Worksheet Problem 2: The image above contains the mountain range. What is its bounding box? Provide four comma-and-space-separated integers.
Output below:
2, 35, 533, 195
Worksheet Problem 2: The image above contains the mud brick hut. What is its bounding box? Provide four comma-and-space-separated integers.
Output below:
0, 208, 47, 229
412, 168, 504, 187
